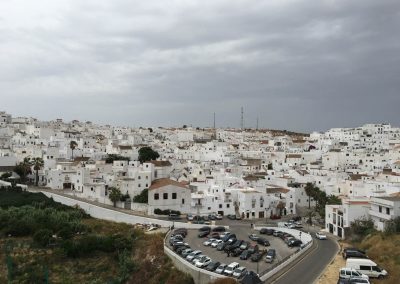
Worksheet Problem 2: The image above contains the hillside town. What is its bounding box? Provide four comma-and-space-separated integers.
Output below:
1, 110, 400, 240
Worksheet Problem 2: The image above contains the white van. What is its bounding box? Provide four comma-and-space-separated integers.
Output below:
346, 258, 388, 279
339, 268, 369, 280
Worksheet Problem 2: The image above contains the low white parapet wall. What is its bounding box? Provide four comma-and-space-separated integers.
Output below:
164, 245, 224, 284
37, 190, 227, 230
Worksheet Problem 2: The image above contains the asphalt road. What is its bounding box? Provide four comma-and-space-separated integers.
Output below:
267, 232, 339, 284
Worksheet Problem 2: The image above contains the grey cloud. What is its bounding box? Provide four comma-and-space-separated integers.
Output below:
1, 0, 400, 131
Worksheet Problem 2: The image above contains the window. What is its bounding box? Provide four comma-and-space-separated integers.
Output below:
163, 193, 168, 199
226, 204, 230, 208
386, 207, 390, 215
172, 193, 177, 199
154, 193, 159, 200
208, 207, 211, 210
359, 266, 372, 271
219, 204, 222, 209
182, 198, 185, 204
379, 206, 382, 213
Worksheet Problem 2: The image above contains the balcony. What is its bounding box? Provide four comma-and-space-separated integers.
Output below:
369, 209, 392, 221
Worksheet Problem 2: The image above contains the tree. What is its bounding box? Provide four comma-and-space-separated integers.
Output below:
133, 188, 148, 203
305, 210, 316, 225
14, 157, 32, 183
70, 141, 78, 160
304, 182, 317, 209
31, 157, 44, 186
138, 147, 159, 163
108, 187, 122, 207
105, 154, 130, 164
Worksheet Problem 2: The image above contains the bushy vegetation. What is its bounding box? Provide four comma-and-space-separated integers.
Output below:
0, 187, 193, 284
105, 154, 130, 164
133, 188, 148, 203
154, 208, 181, 215
384, 216, 400, 235
349, 217, 375, 241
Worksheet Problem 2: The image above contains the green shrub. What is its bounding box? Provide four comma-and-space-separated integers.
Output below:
154, 208, 180, 215
33, 229, 53, 247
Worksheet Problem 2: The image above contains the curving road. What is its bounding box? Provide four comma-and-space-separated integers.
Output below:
266, 230, 339, 284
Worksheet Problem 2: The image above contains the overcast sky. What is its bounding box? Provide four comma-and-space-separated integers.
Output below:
1, 0, 399, 132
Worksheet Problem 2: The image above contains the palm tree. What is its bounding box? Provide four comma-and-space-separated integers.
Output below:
31, 157, 44, 186
70, 141, 78, 160
14, 157, 32, 183
304, 182, 316, 209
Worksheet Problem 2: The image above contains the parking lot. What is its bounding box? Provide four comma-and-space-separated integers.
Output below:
177, 226, 298, 275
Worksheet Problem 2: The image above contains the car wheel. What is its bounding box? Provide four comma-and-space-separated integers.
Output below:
378, 275, 384, 279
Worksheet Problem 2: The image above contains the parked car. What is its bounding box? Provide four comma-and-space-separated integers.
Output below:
224, 262, 240, 276
217, 242, 228, 251
192, 254, 206, 264
251, 251, 263, 262
215, 263, 227, 274
260, 228, 274, 235
257, 238, 270, 246
240, 250, 252, 260
231, 247, 242, 257
187, 214, 194, 221
212, 226, 226, 232
337, 278, 370, 284
216, 214, 223, 220
227, 214, 236, 220
198, 230, 210, 238
248, 244, 259, 254
186, 250, 202, 261
316, 232, 327, 240
222, 233, 236, 242
342, 248, 366, 258
226, 237, 237, 246
205, 261, 220, 272
195, 256, 212, 268
235, 215, 242, 220
273, 231, 283, 237
232, 266, 247, 279
231, 240, 243, 250
288, 239, 302, 247
176, 246, 186, 254
199, 226, 211, 232
265, 249, 276, 263
240, 241, 250, 250
211, 239, 223, 248
249, 234, 259, 241
343, 249, 368, 259
339, 268, 369, 280
172, 229, 187, 237
203, 238, 217, 246
181, 248, 193, 257
210, 232, 220, 239
168, 214, 181, 220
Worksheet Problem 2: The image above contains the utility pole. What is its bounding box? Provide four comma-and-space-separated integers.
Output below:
213, 112, 216, 129
256, 116, 259, 130
241, 107, 244, 130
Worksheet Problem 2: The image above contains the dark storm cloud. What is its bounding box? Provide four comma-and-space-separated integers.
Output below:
1, 0, 400, 131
